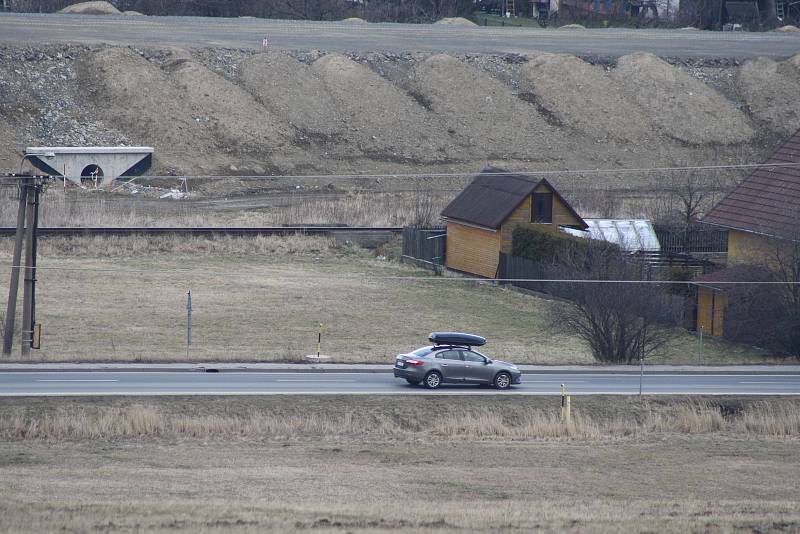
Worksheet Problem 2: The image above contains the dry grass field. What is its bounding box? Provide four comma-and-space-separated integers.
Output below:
0, 395, 799, 533
0, 235, 763, 364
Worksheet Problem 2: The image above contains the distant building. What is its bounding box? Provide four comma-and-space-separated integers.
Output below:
695, 127, 800, 336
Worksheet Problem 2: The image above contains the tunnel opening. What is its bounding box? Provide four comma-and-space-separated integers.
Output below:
80, 164, 104, 187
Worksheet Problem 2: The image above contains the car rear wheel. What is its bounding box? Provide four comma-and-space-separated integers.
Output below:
424, 371, 442, 389
494, 372, 512, 390
406, 379, 420, 386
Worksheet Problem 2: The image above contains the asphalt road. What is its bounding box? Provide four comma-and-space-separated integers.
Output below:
1, 371, 799, 396
2, 13, 799, 58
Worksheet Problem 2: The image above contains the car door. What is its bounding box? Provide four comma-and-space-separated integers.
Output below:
434, 350, 466, 382
461, 350, 491, 383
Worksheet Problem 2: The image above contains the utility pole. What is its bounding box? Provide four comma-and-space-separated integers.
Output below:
2, 179, 28, 356
20, 180, 39, 356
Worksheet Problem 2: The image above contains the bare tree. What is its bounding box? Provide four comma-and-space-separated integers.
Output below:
552, 248, 680, 363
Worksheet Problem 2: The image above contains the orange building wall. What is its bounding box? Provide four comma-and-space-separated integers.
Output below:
697, 287, 727, 337
445, 222, 501, 278
728, 229, 790, 267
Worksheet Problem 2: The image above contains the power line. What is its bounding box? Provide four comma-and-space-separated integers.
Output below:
2, 161, 800, 182
3, 263, 799, 284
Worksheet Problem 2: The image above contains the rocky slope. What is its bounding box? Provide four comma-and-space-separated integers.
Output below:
1, 44, 798, 178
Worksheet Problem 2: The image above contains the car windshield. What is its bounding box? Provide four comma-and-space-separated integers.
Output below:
409, 346, 435, 357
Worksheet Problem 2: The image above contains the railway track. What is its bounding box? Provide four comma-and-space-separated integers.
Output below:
0, 226, 404, 237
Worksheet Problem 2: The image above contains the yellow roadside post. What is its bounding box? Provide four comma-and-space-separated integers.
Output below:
560, 384, 571, 423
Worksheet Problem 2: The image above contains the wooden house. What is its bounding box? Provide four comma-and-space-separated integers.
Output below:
695, 127, 800, 336
441, 168, 588, 278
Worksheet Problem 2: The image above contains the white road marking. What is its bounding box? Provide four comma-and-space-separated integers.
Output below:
525, 380, 586, 383
739, 381, 795, 384
36, 379, 118, 382
276, 379, 356, 382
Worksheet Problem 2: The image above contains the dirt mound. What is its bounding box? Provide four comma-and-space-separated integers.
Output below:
613, 52, 754, 144
239, 52, 342, 139
309, 53, 455, 163
341, 17, 367, 23
559, 24, 585, 29
518, 53, 652, 143
58, 1, 121, 15
123, 10, 144, 16
737, 54, 800, 136
78, 47, 303, 174
434, 17, 477, 26
407, 54, 562, 160
773, 25, 800, 32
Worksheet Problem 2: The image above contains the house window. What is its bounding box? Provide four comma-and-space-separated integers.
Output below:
532, 192, 553, 223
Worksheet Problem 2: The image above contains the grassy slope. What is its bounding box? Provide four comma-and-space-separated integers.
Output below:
0, 235, 764, 363
0, 396, 799, 533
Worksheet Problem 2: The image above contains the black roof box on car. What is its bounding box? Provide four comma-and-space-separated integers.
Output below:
428, 332, 486, 347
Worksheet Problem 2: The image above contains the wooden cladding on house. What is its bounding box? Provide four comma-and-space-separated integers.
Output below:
445, 222, 500, 278
697, 287, 726, 337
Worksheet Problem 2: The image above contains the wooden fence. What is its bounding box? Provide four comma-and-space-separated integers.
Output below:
401, 226, 446, 271
654, 224, 728, 254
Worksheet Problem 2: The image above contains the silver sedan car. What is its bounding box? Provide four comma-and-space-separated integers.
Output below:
393, 333, 522, 389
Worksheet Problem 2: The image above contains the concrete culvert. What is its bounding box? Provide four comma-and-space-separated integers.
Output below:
58, 1, 121, 15
80, 164, 103, 186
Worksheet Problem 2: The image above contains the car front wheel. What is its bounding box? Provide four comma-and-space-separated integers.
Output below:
494, 372, 512, 390
424, 371, 442, 389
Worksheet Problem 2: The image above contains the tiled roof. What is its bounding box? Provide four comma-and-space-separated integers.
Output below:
441, 167, 587, 230
702, 128, 800, 239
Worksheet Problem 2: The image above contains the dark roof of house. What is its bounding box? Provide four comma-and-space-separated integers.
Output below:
702, 128, 800, 240
441, 167, 588, 230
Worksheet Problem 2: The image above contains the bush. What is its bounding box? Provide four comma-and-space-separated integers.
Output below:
511, 225, 618, 269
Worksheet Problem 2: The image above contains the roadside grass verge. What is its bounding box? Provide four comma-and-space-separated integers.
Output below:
2, 396, 798, 441
0, 397, 799, 533
0, 235, 768, 364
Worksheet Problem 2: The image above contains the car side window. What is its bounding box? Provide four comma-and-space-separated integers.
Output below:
462, 351, 485, 363
435, 350, 462, 361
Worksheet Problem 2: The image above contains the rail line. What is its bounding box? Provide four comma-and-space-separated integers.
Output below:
0, 226, 403, 237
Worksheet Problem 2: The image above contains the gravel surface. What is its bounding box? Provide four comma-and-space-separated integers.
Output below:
0, 44, 796, 178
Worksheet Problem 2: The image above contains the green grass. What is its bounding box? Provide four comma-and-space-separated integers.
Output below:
0, 235, 771, 364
